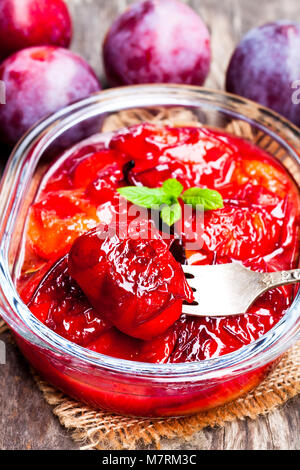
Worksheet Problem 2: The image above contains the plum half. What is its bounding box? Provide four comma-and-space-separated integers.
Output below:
68, 222, 193, 340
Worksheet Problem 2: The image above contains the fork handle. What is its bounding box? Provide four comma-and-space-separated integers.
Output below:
261, 269, 300, 289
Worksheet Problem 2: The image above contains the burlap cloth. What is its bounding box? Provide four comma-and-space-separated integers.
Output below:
1, 108, 300, 449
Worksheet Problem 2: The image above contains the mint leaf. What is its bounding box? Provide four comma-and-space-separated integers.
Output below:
117, 186, 169, 208
160, 203, 182, 226
181, 188, 224, 211
162, 178, 183, 198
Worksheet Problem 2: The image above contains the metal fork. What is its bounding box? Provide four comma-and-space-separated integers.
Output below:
182, 263, 300, 317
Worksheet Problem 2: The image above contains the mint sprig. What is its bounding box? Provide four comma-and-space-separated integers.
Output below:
161, 202, 182, 227
162, 178, 183, 197
117, 186, 169, 208
117, 178, 223, 226
181, 187, 224, 211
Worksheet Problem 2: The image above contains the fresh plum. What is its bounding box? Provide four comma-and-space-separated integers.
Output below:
226, 21, 300, 126
0, 0, 72, 61
0, 46, 101, 145
103, 0, 211, 86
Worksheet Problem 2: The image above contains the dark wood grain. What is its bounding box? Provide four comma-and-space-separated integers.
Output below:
0, 332, 77, 450
1, 0, 300, 450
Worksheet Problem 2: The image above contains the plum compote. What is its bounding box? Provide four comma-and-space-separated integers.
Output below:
19, 123, 300, 365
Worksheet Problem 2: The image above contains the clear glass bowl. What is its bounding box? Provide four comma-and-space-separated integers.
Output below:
0, 85, 299, 417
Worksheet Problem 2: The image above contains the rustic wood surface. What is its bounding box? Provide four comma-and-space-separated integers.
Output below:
1, 0, 300, 450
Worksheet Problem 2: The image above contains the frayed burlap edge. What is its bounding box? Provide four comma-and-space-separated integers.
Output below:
0, 319, 8, 335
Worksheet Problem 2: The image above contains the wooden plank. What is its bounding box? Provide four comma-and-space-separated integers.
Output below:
0, 332, 77, 450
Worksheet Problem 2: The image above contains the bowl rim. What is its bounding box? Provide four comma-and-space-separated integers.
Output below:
0, 83, 299, 381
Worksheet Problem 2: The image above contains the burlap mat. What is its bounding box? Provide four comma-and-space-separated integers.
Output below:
1, 108, 299, 449
35, 344, 300, 450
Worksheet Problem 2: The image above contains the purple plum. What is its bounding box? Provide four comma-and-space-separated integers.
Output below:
226, 21, 300, 126
0, 0, 72, 61
0, 46, 101, 146
103, 0, 211, 86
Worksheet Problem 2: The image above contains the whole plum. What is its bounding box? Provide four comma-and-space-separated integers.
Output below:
0, 0, 72, 61
226, 21, 300, 126
0, 46, 101, 145
103, 0, 211, 86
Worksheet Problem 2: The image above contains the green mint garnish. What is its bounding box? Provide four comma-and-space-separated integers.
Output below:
117, 178, 223, 226
161, 202, 182, 227
181, 188, 224, 211
117, 186, 170, 208
162, 178, 183, 198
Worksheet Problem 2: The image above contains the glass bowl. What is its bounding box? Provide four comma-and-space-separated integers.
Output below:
0, 85, 299, 418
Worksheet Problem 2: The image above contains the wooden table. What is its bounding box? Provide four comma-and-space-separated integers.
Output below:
1, 0, 299, 450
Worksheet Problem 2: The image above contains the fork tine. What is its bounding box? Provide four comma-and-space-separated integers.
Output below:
182, 262, 264, 317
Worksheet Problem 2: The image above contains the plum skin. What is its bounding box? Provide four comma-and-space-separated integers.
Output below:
103, 0, 211, 86
0, 46, 101, 146
226, 21, 300, 126
0, 0, 72, 61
